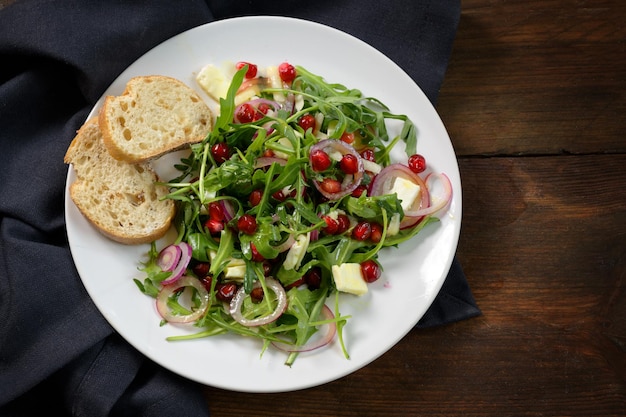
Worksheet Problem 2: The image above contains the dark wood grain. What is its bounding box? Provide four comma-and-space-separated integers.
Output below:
204, 1, 626, 415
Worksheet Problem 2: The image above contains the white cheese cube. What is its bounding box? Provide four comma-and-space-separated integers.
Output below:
196, 64, 230, 102
283, 233, 310, 270
332, 263, 368, 296
390, 177, 421, 211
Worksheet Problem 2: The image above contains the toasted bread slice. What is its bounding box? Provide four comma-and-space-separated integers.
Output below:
99, 75, 212, 163
64, 118, 175, 244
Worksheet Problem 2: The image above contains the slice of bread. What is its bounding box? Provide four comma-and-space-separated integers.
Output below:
99, 75, 212, 163
64, 118, 176, 245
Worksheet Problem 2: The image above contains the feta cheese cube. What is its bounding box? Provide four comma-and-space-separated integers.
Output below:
332, 263, 368, 296
390, 177, 421, 211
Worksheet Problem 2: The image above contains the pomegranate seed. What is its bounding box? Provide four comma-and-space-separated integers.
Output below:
353, 221, 372, 241
250, 243, 265, 262
278, 62, 296, 82
211, 142, 231, 164
298, 114, 316, 132
192, 262, 210, 278
310, 149, 332, 172
285, 277, 305, 289
200, 275, 213, 291
208, 202, 224, 221
237, 214, 257, 235
320, 178, 342, 194
336, 214, 351, 234
340, 131, 354, 144
339, 154, 359, 174
360, 149, 375, 162
408, 154, 427, 173
369, 223, 383, 243
249, 189, 263, 207
304, 267, 322, 289
205, 218, 224, 235
351, 185, 367, 197
235, 61, 258, 78
262, 261, 273, 276
361, 260, 381, 283
257, 103, 271, 115
250, 287, 265, 303
272, 188, 295, 201
262, 149, 275, 157
322, 215, 340, 235
216, 282, 238, 302
235, 103, 257, 124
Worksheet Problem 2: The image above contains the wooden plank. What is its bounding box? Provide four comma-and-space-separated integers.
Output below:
437, 0, 626, 156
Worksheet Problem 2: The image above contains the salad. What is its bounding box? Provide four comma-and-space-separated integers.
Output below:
134, 62, 452, 366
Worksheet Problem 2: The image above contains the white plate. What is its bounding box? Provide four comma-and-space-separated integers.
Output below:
65, 16, 461, 393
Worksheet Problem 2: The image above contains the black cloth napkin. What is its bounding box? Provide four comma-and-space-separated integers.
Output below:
0, 0, 479, 415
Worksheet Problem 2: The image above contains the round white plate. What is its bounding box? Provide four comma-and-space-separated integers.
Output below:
65, 16, 461, 393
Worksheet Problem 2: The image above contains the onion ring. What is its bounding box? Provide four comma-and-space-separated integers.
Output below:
157, 244, 182, 272
161, 242, 192, 286
403, 173, 452, 218
229, 277, 287, 327
156, 276, 209, 323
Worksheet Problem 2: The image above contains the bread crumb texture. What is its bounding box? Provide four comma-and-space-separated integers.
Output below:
99, 75, 212, 163
65, 118, 175, 244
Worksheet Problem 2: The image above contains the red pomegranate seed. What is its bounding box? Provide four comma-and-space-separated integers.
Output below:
278, 62, 296, 82
216, 282, 238, 302
369, 223, 383, 243
298, 114, 316, 132
262, 261, 273, 276
408, 154, 427, 173
320, 178, 342, 194
340, 131, 354, 144
322, 215, 340, 234
353, 221, 372, 241
361, 260, 381, 283
200, 275, 213, 291
337, 214, 351, 234
249, 189, 263, 207
257, 103, 271, 115
339, 154, 359, 174
250, 287, 265, 303
235, 61, 258, 78
360, 149, 375, 162
192, 262, 210, 278
351, 185, 367, 197
310, 149, 332, 172
250, 243, 265, 262
208, 202, 224, 221
285, 277, 305, 290
237, 214, 257, 235
235, 103, 257, 124
211, 143, 231, 164
304, 267, 322, 289
205, 218, 224, 235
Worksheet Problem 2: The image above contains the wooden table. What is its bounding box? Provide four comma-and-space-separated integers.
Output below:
204, 1, 626, 415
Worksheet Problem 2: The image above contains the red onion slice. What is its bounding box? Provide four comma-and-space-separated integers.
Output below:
271, 304, 337, 353
254, 156, 288, 169
229, 277, 287, 327
157, 244, 182, 272
403, 173, 452, 218
161, 242, 192, 286
310, 140, 364, 200
156, 276, 209, 323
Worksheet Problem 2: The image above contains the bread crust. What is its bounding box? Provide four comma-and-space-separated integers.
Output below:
65, 118, 176, 244
99, 75, 212, 163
